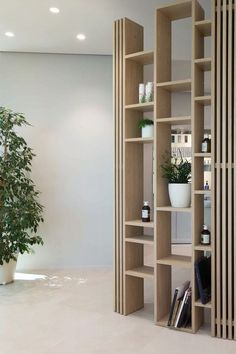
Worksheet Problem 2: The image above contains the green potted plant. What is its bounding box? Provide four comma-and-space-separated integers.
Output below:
138, 118, 154, 138
0, 107, 44, 284
161, 152, 191, 208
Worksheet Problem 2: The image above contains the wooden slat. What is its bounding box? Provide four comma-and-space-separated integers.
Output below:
234, 0, 236, 341
227, 0, 233, 340
216, 0, 222, 338
222, 0, 227, 339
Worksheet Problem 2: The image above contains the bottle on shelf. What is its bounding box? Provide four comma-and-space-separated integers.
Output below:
200, 225, 211, 245
142, 201, 150, 222
204, 181, 210, 190
201, 134, 211, 153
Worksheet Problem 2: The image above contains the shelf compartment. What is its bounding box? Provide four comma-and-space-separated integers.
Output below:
195, 20, 212, 36
125, 219, 154, 228
157, 315, 193, 333
157, 255, 192, 268
156, 116, 191, 125
125, 235, 154, 245
157, 1, 192, 21
125, 265, 154, 279
194, 153, 211, 158
125, 137, 153, 144
156, 79, 191, 92
125, 102, 154, 112
194, 190, 211, 195
195, 95, 211, 105
195, 244, 212, 252
195, 299, 212, 309
156, 206, 192, 212
125, 50, 154, 65
194, 58, 211, 71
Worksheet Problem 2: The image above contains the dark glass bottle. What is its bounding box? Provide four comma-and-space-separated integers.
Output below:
142, 201, 150, 222
201, 225, 211, 245
201, 134, 211, 153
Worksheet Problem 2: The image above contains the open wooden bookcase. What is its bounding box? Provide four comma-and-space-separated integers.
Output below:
114, 0, 215, 337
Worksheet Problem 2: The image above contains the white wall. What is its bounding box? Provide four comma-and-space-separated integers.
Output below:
0, 52, 113, 270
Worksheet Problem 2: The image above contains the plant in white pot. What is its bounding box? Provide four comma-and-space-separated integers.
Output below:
161, 153, 191, 208
0, 107, 44, 284
138, 118, 154, 138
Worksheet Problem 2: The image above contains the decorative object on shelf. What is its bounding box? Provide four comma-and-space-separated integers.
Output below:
0, 107, 44, 284
145, 82, 154, 102
161, 152, 191, 208
167, 280, 190, 327
139, 83, 146, 103
138, 118, 154, 138
204, 181, 210, 190
195, 256, 211, 305
201, 134, 211, 153
142, 201, 150, 222
200, 225, 211, 245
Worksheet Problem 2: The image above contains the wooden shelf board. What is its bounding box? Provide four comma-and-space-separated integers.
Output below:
125, 50, 154, 65
156, 79, 191, 92
194, 190, 211, 195
156, 206, 192, 212
156, 1, 192, 21
125, 137, 153, 144
125, 235, 154, 245
125, 102, 154, 112
195, 20, 212, 36
195, 299, 212, 309
195, 95, 211, 105
157, 315, 193, 333
194, 153, 212, 158
194, 57, 211, 71
125, 219, 154, 228
157, 254, 192, 268
195, 244, 212, 252
156, 116, 191, 125
125, 266, 154, 279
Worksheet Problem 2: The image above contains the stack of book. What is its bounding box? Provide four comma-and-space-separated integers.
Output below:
167, 281, 192, 329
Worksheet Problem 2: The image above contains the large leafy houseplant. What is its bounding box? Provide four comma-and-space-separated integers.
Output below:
0, 107, 43, 266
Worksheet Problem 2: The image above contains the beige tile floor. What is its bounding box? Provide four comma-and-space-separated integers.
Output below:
0, 267, 236, 354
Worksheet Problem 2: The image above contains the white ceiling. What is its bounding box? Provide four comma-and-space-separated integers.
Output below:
0, 0, 211, 57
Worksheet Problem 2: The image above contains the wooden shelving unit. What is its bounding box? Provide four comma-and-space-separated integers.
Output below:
114, 0, 214, 339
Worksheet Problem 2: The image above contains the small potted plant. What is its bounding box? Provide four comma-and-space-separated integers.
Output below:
161, 152, 191, 208
0, 107, 44, 284
138, 118, 154, 138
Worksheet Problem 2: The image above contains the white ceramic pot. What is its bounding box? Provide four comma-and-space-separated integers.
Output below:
142, 125, 154, 138
0, 258, 17, 285
168, 183, 191, 208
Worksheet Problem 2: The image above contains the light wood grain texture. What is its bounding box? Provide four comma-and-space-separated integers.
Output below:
156, 79, 191, 91
125, 266, 154, 279
157, 255, 192, 268
157, 0, 192, 20
125, 50, 154, 65
125, 219, 154, 228
195, 20, 212, 36
156, 116, 191, 125
125, 102, 154, 112
125, 235, 154, 245
195, 57, 211, 71
194, 95, 211, 105
125, 137, 153, 144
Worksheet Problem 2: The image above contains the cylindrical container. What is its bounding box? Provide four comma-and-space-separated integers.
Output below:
139, 83, 146, 103
145, 82, 154, 102
142, 201, 150, 222
200, 225, 211, 245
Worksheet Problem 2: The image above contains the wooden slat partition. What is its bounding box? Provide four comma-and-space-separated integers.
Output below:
113, 19, 124, 314
214, 0, 235, 339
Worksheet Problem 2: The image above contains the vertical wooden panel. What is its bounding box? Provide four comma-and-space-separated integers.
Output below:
227, 0, 233, 340
222, 0, 227, 339
216, 0, 222, 338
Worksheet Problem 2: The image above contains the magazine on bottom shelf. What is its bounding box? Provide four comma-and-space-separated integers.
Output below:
167, 280, 191, 328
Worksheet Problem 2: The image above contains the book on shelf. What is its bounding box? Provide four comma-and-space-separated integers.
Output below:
167, 280, 190, 327
175, 288, 192, 328
195, 256, 211, 305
